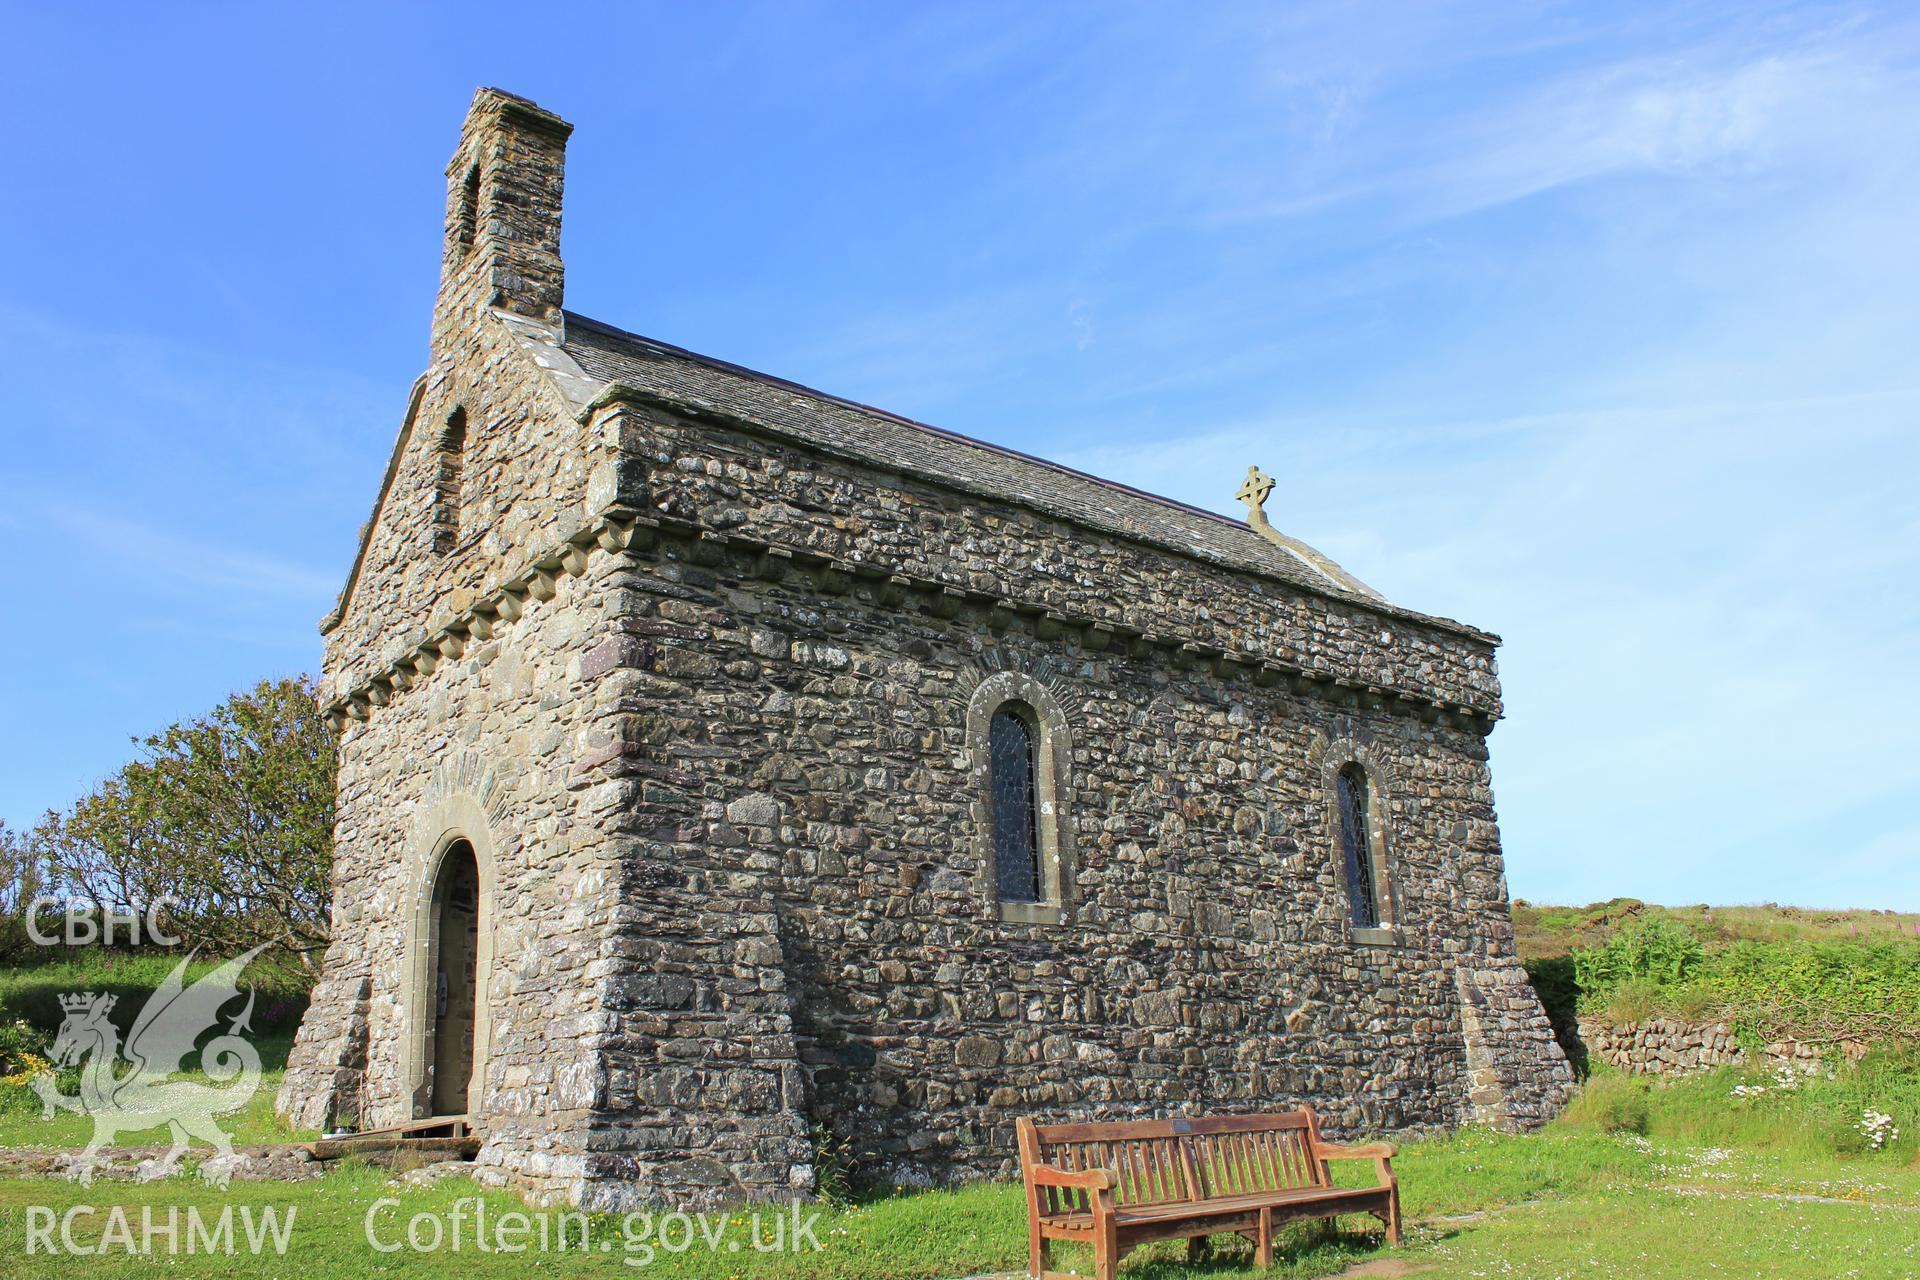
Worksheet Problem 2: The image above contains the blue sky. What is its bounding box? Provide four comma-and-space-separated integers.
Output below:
1, 2, 1914, 909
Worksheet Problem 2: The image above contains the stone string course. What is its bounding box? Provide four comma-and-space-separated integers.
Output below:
319, 501, 1502, 739
279, 87, 1572, 1213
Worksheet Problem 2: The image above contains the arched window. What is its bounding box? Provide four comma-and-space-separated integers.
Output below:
989, 705, 1041, 903
967, 672, 1073, 924
1336, 763, 1381, 928
432, 407, 467, 554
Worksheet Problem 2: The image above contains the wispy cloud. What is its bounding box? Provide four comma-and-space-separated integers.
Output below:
35, 503, 339, 602
0, 300, 377, 825
1396, 44, 1899, 222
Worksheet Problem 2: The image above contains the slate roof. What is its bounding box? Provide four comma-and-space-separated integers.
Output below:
558, 311, 1399, 610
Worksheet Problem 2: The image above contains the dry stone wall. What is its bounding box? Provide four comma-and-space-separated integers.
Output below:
1577, 1017, 1868, 1078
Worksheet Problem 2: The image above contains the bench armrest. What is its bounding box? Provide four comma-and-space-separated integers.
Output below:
1028, 1163, 1117, 1192
1311, 1140, 1397, 1190
1313, 1141, 1397, 1161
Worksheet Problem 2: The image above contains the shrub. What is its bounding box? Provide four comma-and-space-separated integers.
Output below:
1709, 940, 1920, 1046
1574, 917, 1705, 998
0, 1018, 49, 1082
1557, 1045, 1920, 1162
0, 820, 51, 965
31, 676, 336, 965
1566, 912, 1920, 1045
0, 1016, 67, 1115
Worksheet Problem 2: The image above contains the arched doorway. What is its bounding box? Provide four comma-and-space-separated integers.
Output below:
425, 839, 480, 1116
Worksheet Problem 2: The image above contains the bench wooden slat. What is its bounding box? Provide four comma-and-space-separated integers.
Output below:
1211, 1133, 1236, 1195
1269, 1129, 1299, 1189
1251, 1131, 1277, 1191
1239, 1132, 1261, 1192
1175, 1111, 1313, 1134
1296, 1127, 1321, 1185
1158, 1138, 1183, 1202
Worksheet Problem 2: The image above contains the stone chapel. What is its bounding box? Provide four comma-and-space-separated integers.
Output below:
277, 88, 1572, 1210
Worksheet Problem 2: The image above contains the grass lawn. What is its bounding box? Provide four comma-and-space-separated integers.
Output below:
0, 940, 1914, 1276
0, 1051, 305, 1149
0, 1127, 1914, 1277
0, 950, 314, 1150
0, 951, 312, 1035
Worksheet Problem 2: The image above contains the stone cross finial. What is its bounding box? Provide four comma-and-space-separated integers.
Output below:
1235, 465, 1276, 530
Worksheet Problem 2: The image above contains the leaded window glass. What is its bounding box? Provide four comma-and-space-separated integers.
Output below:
989, 707, 1041, 903
1337, 764, 1379, 928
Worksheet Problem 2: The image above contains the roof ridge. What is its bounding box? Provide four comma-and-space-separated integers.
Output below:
561, 311, 1260, 536
549, 310, 1509, 643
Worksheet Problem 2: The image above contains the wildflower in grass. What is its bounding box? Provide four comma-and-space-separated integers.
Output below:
1859, 1110, 1899, 1151
1, 1052, 51, 1086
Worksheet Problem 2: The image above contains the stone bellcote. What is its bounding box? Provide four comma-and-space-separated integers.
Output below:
438, 88, 573, 325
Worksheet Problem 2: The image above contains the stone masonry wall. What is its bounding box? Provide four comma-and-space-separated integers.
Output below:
287, 89, 815, 1212
292, 367, 1573, 1206
289, 89, 607, 1192
284, 562, 611, 1198
574, 398, 1572, 1185
605, 399, 1503, 720
317, 91, 592, 686
285, 537, 815, 1209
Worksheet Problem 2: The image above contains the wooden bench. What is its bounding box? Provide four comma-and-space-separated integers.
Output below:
1015, 1108, 1400, 1280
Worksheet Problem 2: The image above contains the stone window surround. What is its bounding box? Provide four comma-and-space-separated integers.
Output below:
1320, 738, 1401, 947
401, 793, 499, 1119
966, 672, 1074, 925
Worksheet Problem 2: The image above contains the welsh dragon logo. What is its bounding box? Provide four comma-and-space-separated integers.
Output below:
31, 944, 268, 1186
